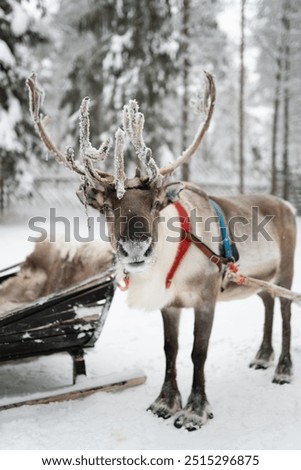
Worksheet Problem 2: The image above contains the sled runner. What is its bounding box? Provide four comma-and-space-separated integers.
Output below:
0, 264, 146, 410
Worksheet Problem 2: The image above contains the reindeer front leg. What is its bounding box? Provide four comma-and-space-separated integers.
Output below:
148, 307, 182, 419
174, 303, 215, 431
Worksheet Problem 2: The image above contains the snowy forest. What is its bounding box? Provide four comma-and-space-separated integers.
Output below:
0, 0, 301, 214
2, 0, 301, 452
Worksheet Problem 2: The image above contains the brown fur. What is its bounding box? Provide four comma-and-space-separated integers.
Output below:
79, 178, 297, 431
0, 239, 114, 315
28, 73, 295, 430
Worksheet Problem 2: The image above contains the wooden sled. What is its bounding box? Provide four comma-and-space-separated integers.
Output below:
0, 265, 146, 410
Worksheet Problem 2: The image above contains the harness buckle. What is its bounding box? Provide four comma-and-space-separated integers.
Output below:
210, 254, 221, 266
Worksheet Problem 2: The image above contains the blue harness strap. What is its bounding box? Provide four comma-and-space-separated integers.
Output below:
209, 199, 239, 262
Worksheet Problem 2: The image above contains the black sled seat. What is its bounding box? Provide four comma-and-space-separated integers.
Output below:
0, 266, 115, 380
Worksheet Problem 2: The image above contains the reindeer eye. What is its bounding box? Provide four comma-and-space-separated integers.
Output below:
153, 200, 161, 211
102, 203, 112, 213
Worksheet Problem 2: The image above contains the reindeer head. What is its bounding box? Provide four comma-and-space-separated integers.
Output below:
27, 72, 215, 273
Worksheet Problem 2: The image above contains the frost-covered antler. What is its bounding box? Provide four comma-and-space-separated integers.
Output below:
27, 73, 85, 176
78, 96, 113, 185
26, 73, 113, 187
27, 71, 215, 199
114, 128, 126, 199
159, 71, 216, 177
119, 72, 215, 183
122, 100, 162, 186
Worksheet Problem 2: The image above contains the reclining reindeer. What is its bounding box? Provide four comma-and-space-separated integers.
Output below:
27, 73, 296, 431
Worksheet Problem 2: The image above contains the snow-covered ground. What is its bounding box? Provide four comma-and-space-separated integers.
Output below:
0, 211, 301, 450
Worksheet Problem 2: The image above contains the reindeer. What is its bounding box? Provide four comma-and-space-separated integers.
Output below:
27, 72, 296, 431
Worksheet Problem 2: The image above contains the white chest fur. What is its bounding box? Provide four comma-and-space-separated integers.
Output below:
117, 203, 217, 311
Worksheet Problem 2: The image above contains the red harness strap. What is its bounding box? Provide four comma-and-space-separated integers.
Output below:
118, 202, 226, 291
165, 201, 192, 288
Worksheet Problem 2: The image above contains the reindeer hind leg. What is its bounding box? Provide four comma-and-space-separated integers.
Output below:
273, 296, 293, 384
250, 291, 275, 370
273, 241, 295, 384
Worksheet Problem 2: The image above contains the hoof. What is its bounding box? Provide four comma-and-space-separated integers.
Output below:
174, 413, 202, 431
250, 349, 274, 370
173, 404, 213, 431
148, 393, 182, 420
272, 372, 292, 385
249, 360, 270, 370
273, 353, 293, 384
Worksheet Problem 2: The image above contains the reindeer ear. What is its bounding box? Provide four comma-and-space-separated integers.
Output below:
76, 186, 86, 206
76, 185, 106, 210
165, 182, 185, 203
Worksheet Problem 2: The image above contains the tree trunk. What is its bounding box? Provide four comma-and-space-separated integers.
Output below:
282, 0, 291, 201
239, 0, 246, 194
181, 0, 190, 182
271, 45, 283, 195
0, 154, 4, 214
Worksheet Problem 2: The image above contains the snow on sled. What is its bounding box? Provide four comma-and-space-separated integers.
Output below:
0, 240, 146, 410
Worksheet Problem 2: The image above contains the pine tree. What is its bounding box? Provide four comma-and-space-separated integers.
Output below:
0, 0, 47, 210
58, 0, 179, 172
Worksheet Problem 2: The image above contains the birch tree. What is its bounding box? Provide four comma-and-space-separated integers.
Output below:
239, 0, 246, 194
254, 0, 301, 200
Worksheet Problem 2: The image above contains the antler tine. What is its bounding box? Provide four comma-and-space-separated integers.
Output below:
123, 100, 162, 186
79, 96, 113, 186
26, 73, 85, 177
79, 97, 113, 162
159, 71, 216, 177
114, 128, 126, 199
27, 73, 115, 189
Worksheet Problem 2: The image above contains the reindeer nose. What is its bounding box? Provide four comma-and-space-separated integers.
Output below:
118, 237, 153, 262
